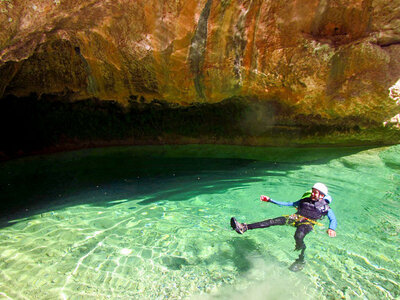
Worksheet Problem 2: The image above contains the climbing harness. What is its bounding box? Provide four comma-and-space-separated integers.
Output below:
284, 214, 324, 227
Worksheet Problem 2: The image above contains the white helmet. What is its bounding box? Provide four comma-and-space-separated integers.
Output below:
312, 182, 328, 196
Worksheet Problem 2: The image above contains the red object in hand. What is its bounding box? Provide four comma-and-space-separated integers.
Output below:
260, 195, 270, 202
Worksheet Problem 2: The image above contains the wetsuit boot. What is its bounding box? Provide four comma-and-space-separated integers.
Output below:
289, 248, 306, 272
289, 224, 312, 272
230, 217, 248, 234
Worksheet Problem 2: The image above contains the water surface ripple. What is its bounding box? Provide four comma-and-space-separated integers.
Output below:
0, 145, 399, 299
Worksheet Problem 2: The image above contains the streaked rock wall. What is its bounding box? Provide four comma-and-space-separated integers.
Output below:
0, 0, 399, 126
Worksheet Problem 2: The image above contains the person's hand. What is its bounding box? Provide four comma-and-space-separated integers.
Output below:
260, 195, 270, 202
327, 229, 336, 237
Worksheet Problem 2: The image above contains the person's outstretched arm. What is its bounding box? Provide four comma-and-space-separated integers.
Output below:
327, 209, 337, 237
260, 195, 300, 207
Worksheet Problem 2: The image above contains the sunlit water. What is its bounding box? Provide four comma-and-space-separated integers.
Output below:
0, 145, 399, 299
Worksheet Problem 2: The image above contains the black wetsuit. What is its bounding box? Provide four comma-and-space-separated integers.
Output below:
247, 197, 332, 255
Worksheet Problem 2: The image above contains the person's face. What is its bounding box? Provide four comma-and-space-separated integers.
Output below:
311, 188, 325, 201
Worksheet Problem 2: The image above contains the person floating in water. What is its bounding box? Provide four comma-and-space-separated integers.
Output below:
230, 183, 337, 272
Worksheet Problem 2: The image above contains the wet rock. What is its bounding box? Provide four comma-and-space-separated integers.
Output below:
0, 0, 399, 152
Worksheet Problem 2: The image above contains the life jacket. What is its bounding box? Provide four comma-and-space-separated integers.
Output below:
296, 197, 330, 220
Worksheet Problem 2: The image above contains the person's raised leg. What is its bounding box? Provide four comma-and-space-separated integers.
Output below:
247, 216, 287, 229
230, 216, 286, 234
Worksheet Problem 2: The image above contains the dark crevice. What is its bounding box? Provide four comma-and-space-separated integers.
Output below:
0, 93, 397, 161
379, 40, 400, 48
188, 0, 213, 99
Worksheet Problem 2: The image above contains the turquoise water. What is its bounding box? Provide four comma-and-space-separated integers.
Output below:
0, 145, 399, 299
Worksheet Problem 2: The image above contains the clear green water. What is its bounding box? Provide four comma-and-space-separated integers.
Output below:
0, 145, 399, 299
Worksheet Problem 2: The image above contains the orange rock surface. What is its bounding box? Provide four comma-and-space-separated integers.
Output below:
1, 0, 399, 122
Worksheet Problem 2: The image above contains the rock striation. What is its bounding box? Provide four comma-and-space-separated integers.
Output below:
0, 0, 400, 154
